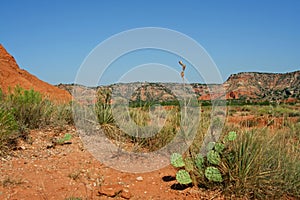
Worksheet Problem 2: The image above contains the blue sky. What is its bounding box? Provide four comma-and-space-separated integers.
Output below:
1, 0, 299, 85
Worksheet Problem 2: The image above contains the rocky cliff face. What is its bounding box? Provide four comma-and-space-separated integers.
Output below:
63, 70, 300, 104
224, 71, 300, 102
62, 70, 300, 104
0, 44, 72, 103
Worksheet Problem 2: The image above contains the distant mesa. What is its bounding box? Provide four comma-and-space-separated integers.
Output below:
1, 44, 299, 104
0, 44, 72, 103
62, 68, 300, 104
223, 71, 300, 102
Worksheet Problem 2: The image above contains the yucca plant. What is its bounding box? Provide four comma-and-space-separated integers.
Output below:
222, 129, 300, 199
96, 88, 114, 125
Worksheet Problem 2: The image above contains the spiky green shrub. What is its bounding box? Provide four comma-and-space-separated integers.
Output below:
96, 102, 114, 125
176, 169, 192, 185
96, 88, 114, 125
205, 166, 223, 182
214, 128, 300, 199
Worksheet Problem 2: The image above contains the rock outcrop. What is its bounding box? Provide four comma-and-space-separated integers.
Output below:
0, 44, 72, 103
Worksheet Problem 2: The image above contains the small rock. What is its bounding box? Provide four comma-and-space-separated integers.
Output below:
98, 184, 123, 197
121, 189, 132, 199
20, 146, 26, 150
136, 176, 143, 181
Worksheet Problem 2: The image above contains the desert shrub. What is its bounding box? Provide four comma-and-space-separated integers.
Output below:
115, 106, 179, 151
0, 107, 18, 154
52, 102, 74, 126
3, 86, 74, 130
4, 86, 54, 129
0, 86, 74, 133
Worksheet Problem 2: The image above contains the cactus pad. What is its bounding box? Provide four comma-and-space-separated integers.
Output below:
194, 154, 204, 169
207, 150, 221, 165
205, 166, 223, 182
227, 131, 237, 141
176, 169, 192, 185
184, 157, 194, 172
170, 153, 185, 168
214, 143, 225, 153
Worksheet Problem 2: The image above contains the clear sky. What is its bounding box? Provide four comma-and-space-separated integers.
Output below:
1, 0, 299, 85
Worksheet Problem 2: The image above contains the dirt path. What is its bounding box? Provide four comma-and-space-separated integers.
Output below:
0, 126, 223, 200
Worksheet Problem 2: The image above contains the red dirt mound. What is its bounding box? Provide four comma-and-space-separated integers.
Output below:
0, 44, 72, 103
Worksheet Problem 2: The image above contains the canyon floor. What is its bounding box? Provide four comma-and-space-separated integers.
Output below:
0, 126, 224, 200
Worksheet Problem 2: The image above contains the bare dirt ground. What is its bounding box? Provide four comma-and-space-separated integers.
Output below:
0, 126, 224, 200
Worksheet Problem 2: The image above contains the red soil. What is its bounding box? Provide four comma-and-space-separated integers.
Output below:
0, 126, 224, 200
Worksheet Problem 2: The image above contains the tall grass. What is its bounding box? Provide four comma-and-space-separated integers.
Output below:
221, 129, 300, 199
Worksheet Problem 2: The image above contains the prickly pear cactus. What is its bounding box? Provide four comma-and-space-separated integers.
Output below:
207, 150, 221, 165
170, 153, 185, 168
176, 169, 192, 185
194, 154, 204, 169
227, 131, 237, 141
205, 166, 223, 182
214, 143, 225, 153
184, 157, 194, 172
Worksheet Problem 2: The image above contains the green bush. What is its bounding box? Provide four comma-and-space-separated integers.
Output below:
52, 103, 74, 126
0, 107, 18, 153
5, 86, 53, 129
0, 86, 73, 140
